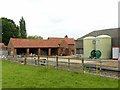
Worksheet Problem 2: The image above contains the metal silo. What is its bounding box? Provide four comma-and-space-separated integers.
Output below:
96, 35, 111, 59
83, 36, 96, 58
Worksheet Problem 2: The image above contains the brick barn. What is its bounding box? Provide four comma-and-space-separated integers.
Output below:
8, 37, 75, 56
0, 43, 8, 55
0, 43, 6, 50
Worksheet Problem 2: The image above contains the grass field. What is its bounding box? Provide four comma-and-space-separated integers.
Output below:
2, 60, 119, 88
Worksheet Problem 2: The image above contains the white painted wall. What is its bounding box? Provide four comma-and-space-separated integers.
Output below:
0, 50, 8, 56
112, 47, 120, 60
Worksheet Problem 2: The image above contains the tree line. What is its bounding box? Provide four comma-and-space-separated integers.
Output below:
0, 17, 43, 45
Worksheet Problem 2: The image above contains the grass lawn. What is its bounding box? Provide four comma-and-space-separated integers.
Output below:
2, 60, 119, 88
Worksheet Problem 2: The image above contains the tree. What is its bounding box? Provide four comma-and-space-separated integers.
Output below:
27, 35, 43, 40
1, 17, 19, 45
64, 35, 68, 38
19, 17, 27, 38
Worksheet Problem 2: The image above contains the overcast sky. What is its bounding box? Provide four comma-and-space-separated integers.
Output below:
0, 0, 119, 39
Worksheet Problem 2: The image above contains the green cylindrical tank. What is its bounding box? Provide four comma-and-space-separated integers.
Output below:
96, 35, 111, 59
83, 36, 96, 58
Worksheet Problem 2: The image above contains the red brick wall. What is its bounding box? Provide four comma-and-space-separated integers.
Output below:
0, 46, 7, 50
8, 39, 14, 55
68, 44, 75, 55
59, 40, 75, 56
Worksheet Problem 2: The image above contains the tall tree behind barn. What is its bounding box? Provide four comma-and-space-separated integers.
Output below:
19, 17, 27, 38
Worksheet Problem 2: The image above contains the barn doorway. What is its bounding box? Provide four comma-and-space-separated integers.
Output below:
29, 48, 38, 56
40, 48, 48, 56
51, 48, 58, 56
16, 48, 27, 55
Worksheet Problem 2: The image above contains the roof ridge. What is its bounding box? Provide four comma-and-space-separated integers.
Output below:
11, 38, 47, 41
94, 28, 119, 32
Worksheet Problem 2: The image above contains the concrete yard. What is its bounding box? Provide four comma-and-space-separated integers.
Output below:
28, 56, 119, 69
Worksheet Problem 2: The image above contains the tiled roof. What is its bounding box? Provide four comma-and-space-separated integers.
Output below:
64, 38, 75, 44
48, 37, 75, 44
9, 37, 75, 48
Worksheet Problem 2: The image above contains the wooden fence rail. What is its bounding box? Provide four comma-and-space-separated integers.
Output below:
6, 55, 119, 76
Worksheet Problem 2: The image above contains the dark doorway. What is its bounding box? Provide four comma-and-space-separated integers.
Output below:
40, 48, 48, 56
51, 48, 58, 56
16, 48, 27, 55
29, 48, 38, 55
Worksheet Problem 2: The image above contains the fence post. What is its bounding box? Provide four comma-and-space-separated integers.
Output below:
99, 60, 102, 72
68, 58, 70, 70
96, 64, 98, 75
38, 55, 40, 65
56, 55, 58, 70
34, 58, 37, 65
46, 56, 48, 66
82, 58, 84, 74
24, 57, 26, 65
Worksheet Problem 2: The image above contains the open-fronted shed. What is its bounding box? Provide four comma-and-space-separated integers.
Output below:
8, 37, 75, 56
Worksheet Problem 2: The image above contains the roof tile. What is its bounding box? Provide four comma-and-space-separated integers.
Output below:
9, 37, 75, 48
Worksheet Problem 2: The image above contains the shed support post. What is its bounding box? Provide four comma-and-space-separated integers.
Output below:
38, 48, 41, 56
48, 48, 51, 56
58, 48, 61, 56
14, 49, 17, 55
26, 48, 29, 57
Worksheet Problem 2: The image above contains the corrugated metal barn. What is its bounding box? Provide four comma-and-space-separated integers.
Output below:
76, 28, 120, 55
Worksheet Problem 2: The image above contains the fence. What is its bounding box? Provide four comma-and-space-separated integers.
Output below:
5, 55, 119, 79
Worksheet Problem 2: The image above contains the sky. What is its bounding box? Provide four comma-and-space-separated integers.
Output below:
0, 0, 119, 39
